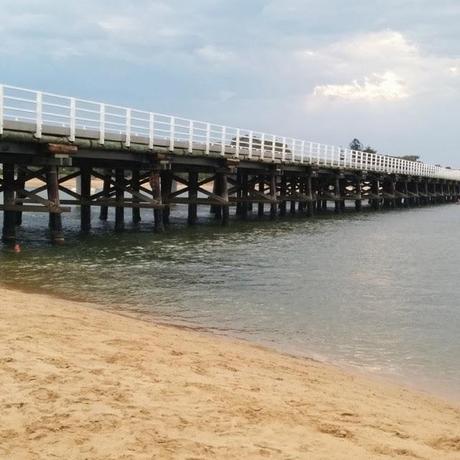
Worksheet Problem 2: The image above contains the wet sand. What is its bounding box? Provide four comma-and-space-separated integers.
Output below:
1, 286, 459, 459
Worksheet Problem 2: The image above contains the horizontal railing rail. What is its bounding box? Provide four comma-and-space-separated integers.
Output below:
0, 84, 458, 180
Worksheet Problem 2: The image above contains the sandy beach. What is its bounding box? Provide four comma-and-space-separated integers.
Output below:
1, 287, 459, 459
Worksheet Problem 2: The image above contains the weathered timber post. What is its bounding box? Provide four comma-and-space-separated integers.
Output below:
241, 171, 249, 219
114, 168, 125, 232
131, 169, 141, 224
316, 178, 323, 213
210, 174, 221, 217
279, 175, 287, 217
46, 166, 64, 244
2, 163, 16, 244
15, 168, 26, 226
188, 170, 198, 225
306, 174, 314, 217
290, 177, 296, 215
236, 170, 242, 216
258, 176, 265, 218
161, 170, 173, 226
403, 179, 409, 207
149, 168, 164, 231
340, 178, 346, 212
248, 180, 254, 213
99, 168, 111, 221
80, 165, 92, 233
371, 178, 380, 210
270, 174, 278, 219
298, 177, 305, 213
424, 180, 429, 205
334, 176, 341, 213
216, 171, 229, 225
414, 180, 420, 206
355, 176, 362, 212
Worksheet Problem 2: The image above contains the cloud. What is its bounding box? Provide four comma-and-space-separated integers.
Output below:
195, 45, 234, 64
314, 72, 409, 101
297, 30, 460, 105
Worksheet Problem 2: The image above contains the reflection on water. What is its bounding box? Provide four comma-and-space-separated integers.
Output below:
1, 203, 460, 400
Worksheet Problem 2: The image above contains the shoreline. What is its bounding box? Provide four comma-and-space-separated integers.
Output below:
1, 286, 460, 458
2, 279, 459, 407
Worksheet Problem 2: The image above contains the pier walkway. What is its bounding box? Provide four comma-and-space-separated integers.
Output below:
1, 84, 459, 244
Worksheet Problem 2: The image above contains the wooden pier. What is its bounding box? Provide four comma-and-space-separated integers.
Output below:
0, 85, 459, 245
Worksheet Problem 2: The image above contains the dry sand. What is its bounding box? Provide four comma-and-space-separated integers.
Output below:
1, 286, 459, 459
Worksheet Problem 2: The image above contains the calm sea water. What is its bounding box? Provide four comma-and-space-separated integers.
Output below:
1, 201, 459, 401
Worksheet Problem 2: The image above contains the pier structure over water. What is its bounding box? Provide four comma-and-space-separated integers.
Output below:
1, 85, 459, 244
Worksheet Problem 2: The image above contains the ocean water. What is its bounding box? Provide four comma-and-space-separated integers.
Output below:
1, 201, 459, 401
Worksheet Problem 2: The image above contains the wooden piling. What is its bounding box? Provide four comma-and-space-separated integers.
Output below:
114, 168, 125, 232
1, 163, 16, 244
217, 172, 229, 225
270, 174, 277, 219
15, 168, 26, 226
306, 174, 314, 217
80, 165, 92, 233
188, 171, 198, 225
99, 168, 111, 221
241, 171, 249, 220
355, 177, 362, 212
131, 169, 141, 224
279, 175, 287, 217
150, 169, 164, 231
334, 176, 341, 213
161, 170, 173, 226
290, 177, 296, 215
258, 176, 265, 218
46, 166, 64, 245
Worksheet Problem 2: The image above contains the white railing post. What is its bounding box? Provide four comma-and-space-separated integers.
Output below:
282, 137, 286, 161
261, 133, 265, 160
248, 130, 253, 158
148, 112, 154, 149
272, 135, 276, 161
69, 97, 76, 142
125, 108, 131, 147
169, 116, 175, 151
205, 123, 211, 155
0, 85, 4, 135
301, 140, 305, 163
35, 91, 43, 138
221, 126, 226, 156
188, 120, 193, 153
99, 103, 105, 145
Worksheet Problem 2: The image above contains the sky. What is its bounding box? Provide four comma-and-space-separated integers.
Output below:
0, 0, 459, 166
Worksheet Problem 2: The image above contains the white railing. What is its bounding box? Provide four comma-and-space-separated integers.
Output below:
0, 84, 459, 181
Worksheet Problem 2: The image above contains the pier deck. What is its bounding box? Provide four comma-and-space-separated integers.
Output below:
1, 85, 459, 244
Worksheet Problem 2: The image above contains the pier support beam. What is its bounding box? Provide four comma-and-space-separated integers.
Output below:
241, 172, 249, 220
188, 171, 198, 225
131, 169, 141, 224
150, 169, 164, 231
355, 177, 362, 212
2, 163, 16, 245
99, 169, 111, 221
270, 174, 278, 219
279, 175, 287, 217
334, 176, 341, 214
114, 168, 125, 232
80, 165, 92, 233
258, 176, 265, 218
161, 170, 173, 226
15, 168, 26, 226
306, 174, 314, 217
46, 166, 64, 245
217, 171, 229, 225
